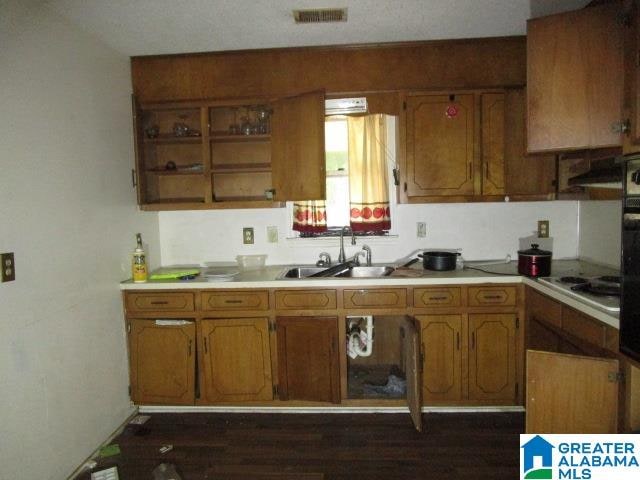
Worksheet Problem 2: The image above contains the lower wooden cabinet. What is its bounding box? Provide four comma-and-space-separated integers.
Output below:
468, 313, 517, 401
276, 316, 340, 403
417, 313, 518, 404
199, 318, 273, 403
418, 315, 463, 402
524, 287, 628, 433
128, 318, 196, 405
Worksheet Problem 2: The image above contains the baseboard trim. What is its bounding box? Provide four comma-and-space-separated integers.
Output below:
139, 405, 525, 414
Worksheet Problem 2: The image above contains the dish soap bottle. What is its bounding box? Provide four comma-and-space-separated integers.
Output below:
132, 233, 147, 283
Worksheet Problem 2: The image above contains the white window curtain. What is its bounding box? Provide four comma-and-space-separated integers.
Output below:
347, 114, 391, 232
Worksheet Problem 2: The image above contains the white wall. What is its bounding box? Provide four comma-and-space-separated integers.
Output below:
159, 201, 579, 266
578, 200, 622, 268
0, 2, 159, 478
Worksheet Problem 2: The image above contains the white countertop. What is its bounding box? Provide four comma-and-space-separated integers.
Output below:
120, 259, 620, 329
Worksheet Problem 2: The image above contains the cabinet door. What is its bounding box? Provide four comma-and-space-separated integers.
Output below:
623, 0, 640, 153
468, 313, 517, 401
481, 93, 505, 196
526, 350, 619, 433
276, 316, 340, 403
132, 95, 146, 206
403, 317, 423, 432
271, 90, 325, 201
200, 318, 273, 403
405, 93, 475, 197
417, 315, 463, 402
128, 319, 195, 405
527, 2, 623, 152
504, 89, 556, 198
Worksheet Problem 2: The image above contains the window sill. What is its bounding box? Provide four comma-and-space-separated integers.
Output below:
284, 234, 400, 247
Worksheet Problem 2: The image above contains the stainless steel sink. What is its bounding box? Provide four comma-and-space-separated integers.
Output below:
277, 265, 395, 279
278, 266, 329, 279
334, 266, 395, 277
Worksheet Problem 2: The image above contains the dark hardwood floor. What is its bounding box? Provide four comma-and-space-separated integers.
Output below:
75, 412, 523, 480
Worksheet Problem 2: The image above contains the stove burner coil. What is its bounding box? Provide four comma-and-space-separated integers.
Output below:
559, 276, 589, 284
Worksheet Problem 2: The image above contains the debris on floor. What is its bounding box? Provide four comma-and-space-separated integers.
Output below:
97, 444, 121, 458
128, 414, 151, 425
90, 466, 119, 480
152, 463, 182, 480
159, 444, 173, 454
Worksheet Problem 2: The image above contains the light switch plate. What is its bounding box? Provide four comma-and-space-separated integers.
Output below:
417, 222, 427, 238
267, 226, 278, 243
1, 252, 15, 282
243, 227, 254, 244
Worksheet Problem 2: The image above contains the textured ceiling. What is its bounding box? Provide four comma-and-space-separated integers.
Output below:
44, 0, 591, 57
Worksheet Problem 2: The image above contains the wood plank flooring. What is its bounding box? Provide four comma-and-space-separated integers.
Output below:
74, 412, 523, 480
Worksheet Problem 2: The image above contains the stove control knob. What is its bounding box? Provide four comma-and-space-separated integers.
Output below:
632, 169, 640, 185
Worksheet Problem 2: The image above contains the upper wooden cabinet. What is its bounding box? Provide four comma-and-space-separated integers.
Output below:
403, 92, 476, 199
401, 89, 556, 203
133, 91, 325, 210
527, 2, 624, 153
623, 0, 640, 154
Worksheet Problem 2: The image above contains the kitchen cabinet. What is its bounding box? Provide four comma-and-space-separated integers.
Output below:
276, 316, 340, 403
133, 91, 325, 210
524, 287, 626, 433
468, 313, 517, 401
127, 318, 196, 405
417, 313, 518, 404
401, 89, 555, 203
623, 0, 640, 154
402, 92, 476, 199
418, 315, 463, 402
527, 1, 624, 153
199, 318, 273, 403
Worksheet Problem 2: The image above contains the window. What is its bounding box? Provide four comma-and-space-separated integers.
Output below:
325, 117, 350, 227
291, 114, 396, 237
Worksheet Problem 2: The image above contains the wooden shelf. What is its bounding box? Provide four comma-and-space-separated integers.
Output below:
211, 162, 271, 174
143, 135, 202, 144
210, 133, 270, 143
146, 168, 204, 175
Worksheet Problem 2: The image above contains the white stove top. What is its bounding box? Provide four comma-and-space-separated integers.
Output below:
537, 276, 620, 313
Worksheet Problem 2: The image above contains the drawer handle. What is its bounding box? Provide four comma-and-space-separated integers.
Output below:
481, 295, 504, 300
224, 299, 244, 304
150, 301, 169, 305
471, 332, 475, 349
204, 337, 208, 354
429, 296, 448, 301
456, 332, 460, 350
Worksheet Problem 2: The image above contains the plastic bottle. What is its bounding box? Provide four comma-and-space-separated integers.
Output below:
132, 233, 148, 283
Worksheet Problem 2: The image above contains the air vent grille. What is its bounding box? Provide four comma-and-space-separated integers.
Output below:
627, 197, 640, 208
293, 8, 348, 24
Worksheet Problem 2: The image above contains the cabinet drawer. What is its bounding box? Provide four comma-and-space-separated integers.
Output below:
528, 289, 562, 327
275, 290, 337, 310
343, 288, 407, 309
414, 287, 461, 308
468, 286, 516, 306
125, 292, 194, 312
562, 307, 607, 348
202, 290, 269, 311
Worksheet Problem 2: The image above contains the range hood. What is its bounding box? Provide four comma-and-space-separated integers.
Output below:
567, 156, 623, 189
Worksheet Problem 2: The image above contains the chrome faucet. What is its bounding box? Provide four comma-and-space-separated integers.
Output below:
316, 252, 332, 267
338, 226, 356, 263
361, 245, 372, 266
352, 250, 366, 266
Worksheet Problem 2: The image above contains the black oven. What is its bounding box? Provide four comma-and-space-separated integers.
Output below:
621, 157, 640, 361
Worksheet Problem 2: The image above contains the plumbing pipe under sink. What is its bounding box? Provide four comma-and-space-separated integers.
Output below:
347, 316, 374, 358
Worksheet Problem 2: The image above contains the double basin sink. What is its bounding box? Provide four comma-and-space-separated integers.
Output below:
278, 264, 395, 279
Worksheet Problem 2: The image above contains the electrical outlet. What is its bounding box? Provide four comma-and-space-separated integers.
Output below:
243, 227, 254, 244
417, 222, 427, 238
1, 252, 15, 282
267, 226, 278, 243
537, 220, 550, 238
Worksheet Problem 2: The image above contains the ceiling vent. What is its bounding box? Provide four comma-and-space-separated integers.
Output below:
293, 8, 348, 24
